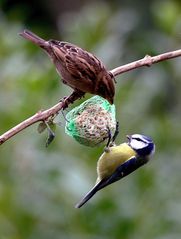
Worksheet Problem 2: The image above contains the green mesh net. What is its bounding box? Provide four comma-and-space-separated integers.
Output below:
65, 96, 116, 147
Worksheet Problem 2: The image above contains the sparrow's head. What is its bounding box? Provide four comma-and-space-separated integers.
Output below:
98, 72, 115, 104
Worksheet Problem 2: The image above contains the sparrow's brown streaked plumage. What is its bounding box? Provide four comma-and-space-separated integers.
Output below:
19, 30, 115, 104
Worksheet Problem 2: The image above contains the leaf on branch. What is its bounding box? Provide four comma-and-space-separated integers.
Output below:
37, 122, 47, 133
45, 122, 56, 147
46, 129, 55, 147
38, 120, 56, 147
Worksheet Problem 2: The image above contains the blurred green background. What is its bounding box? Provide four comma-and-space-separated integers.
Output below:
0, 0, 181, 238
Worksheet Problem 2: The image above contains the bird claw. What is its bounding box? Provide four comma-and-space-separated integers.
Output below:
104, 146, 111, 153
59, 91, 85, 110
59, 96, 71, 110
104, 122, 119, 152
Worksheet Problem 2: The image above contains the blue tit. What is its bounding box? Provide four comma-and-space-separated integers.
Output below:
75, 132, 155, 208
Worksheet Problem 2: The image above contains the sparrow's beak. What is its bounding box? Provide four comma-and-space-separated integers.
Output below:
107, 97, 114, 105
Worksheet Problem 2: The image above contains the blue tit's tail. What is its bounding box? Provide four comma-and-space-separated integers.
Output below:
75, 179, 107, 208
19, 29, 49, 49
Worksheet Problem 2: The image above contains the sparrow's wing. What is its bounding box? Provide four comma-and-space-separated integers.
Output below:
49, 40, 103, 81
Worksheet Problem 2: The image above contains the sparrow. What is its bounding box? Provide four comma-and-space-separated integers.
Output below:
19, 30, 115, 104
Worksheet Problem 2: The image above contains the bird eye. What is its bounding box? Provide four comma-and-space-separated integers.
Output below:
135, 137, 142, 142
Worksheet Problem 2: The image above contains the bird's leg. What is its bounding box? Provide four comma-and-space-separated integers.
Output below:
111, 121, 119, 144
61, 90, 85, 110
104, 127, 112, 152
104, 122, 119, 152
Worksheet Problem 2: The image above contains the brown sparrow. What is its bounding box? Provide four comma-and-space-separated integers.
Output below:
19, 30, 115, 104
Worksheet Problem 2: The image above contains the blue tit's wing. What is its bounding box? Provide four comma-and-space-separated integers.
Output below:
102, 156, 148, 188
75, 156, 148, 208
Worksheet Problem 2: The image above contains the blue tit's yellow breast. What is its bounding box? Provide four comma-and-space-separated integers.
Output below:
97, 143, 136, 180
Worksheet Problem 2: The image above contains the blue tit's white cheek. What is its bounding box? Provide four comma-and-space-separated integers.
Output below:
130, 139, 146, 150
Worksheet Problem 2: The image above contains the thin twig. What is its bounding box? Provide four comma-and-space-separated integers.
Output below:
110, 49, 181, 76
0, 91, 82, 145
0, 49, 181, 145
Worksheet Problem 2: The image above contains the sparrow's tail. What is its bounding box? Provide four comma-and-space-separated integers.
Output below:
19, 29, 49, 48
75, 179, 107, 208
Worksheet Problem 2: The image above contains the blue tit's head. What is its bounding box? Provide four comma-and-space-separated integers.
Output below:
127, 134, 155, 157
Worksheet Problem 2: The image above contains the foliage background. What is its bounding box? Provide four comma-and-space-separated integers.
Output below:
0, 0, 181, 238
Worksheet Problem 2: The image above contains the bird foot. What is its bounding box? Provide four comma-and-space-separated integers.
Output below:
60, 91, 85, 110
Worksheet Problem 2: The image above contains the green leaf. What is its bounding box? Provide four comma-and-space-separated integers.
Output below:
37, 122, 47, 134
45, 122, 56, 147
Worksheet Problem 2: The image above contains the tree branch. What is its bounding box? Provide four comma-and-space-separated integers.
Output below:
0, 49, 181, 145
110, 49, 181, 76
0, 91, 83, 145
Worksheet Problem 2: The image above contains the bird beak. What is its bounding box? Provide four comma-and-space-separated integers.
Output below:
126, 135, 131, 142
107, 98, 113, 105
